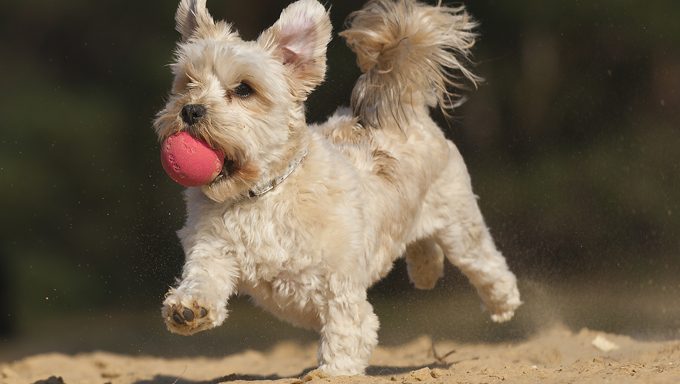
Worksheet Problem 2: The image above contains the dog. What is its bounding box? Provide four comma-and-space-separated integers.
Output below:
154, 0, 521, 376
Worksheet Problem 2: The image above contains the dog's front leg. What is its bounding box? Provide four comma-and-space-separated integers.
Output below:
315, 288, 379, 376
162, 231, 238, 336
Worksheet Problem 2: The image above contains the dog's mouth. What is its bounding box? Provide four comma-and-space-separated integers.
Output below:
211, 157, 238, 185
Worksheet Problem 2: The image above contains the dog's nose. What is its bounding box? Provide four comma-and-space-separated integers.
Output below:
181, 104, 206, 126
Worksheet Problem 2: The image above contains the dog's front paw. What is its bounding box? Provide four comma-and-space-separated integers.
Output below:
309, 363, 364, 378
302, 368, 330, 381
162, 290, 227, 335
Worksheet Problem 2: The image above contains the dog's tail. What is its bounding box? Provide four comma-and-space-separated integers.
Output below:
340, 0, 480, 129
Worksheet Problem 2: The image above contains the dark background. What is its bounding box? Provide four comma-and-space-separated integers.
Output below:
1, 0, 678, 359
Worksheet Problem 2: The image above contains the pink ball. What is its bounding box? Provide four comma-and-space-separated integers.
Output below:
161, 132, 224, 187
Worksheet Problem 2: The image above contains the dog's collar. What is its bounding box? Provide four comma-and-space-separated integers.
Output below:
247, 149, 308, 199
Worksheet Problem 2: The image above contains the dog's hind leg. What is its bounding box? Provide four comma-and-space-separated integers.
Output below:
436, 218, 521, 322
404, 237, 444, 290
428, 146, 521, 322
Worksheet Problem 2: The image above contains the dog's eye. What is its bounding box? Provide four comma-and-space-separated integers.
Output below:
234, 82, 253, 98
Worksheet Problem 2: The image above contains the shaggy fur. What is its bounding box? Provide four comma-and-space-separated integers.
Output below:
154, 0, 521, 376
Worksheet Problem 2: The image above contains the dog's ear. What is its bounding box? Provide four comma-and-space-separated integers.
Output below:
176, 0, 215, 41
258, 0, 332, 96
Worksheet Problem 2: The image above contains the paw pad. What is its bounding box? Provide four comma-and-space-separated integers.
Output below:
171, 305, 208, 326
162, 294, 219, 335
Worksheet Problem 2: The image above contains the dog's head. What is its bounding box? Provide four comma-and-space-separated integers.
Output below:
154, 0, 331, 202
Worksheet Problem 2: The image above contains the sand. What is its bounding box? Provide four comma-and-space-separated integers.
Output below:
2, 326, 678, 384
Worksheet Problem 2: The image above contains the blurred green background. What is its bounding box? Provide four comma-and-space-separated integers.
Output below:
1, 0, 679, 360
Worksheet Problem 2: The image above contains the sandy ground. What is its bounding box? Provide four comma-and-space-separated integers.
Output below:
2, 325, 679, 384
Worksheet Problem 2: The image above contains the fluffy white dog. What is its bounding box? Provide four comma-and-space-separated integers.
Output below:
154, 0, 521, 376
